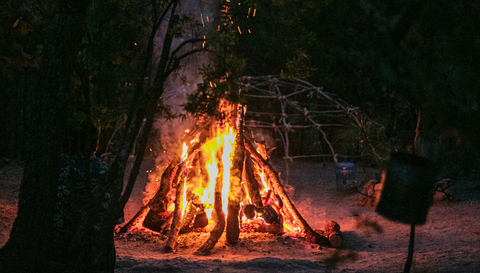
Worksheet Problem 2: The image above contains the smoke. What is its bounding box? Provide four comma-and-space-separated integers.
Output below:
143, 0, 217, 204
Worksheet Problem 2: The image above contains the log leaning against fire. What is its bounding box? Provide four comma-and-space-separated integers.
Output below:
179, 199, 199, 234
117, 122, 210, 234
116, 159, 178, 234
226, 130, 245, 244
243, 136, 329, 246
242, 155, 263, 208
119, 152, 181, 234
116, 203, 151, 234
195, 192, 225, 254
161, 143, 210, 252
118, 113, 342, 252
164, 170, 186, 253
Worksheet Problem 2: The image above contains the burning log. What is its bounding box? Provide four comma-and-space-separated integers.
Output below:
243, 136, 327, 245
179, 200, 198, 234
119, 125, 210, 234
164, 172, 186, 253
117, 205, 150, 234
239, 204, 283, 234
195, 192, 225, 254
118, 159, 178, 234
192, 209, 208, 228
243, 204, 256, 219
119, 100, 336, 253
197, 151, 210, 192
323, 221, 343, 248
256, 205, 283, 234
226, 131, 245, 244
196, 142, 229, 254
255, 140, 268, 160
142, 161, 179, 232
242, 155, 263, 207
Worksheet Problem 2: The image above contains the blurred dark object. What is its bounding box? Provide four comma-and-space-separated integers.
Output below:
375, 152, 435, 225
0, 158, 10, 168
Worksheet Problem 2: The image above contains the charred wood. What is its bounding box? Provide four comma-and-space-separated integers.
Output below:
197, 151, 210, 190
243, 136, 325, 245
179, 201, 198, 234
226, 205, 241, 244
226, 131, 245, 244
195, 192, 225, 254
243, 155, 263, 207
243, 204, 256, 219
240, 214, 283, 235
143, 208, 172, 233
117, 205, 150, 234
143, 161, 179, 228
323, 221, 343, 248
164, 171, 186, 253
193, 209, 209, 228
139, 124, 209, 231
255, 140, 268, 160
257, 205, 280, 225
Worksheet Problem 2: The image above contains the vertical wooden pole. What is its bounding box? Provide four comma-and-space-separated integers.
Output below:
164, 171, 185, 253
195, 192, 225, 254
226, 131, 244, 244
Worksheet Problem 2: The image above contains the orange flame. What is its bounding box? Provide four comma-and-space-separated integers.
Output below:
181, 177, 188, 218
259, 170, 269, 194
181, 142, 188, 162
136, 100, 304, 236
186, 125, 236, 220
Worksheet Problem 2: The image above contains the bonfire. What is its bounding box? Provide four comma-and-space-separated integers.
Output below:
117, 99, 342, 254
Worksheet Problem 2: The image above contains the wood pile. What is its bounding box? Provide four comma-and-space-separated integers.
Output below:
117, 101, 342, 254
433, 178, 456, 201
357, 179, 381, 207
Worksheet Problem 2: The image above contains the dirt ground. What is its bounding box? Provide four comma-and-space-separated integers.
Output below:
1, 159, 480, 272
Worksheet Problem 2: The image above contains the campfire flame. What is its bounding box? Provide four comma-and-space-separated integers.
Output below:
195, 126, 236, 219
180, 142, 188, 162
118, 101, 323, 252
138, 121, 293, 233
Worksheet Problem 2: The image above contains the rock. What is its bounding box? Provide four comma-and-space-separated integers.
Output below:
434, 179, 456, 201
444, 185, 457, 200
433, 191, 446, 201
357, 180, 378, 207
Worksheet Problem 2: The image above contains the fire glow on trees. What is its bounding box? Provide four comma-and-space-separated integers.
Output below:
117, 100, 328, 254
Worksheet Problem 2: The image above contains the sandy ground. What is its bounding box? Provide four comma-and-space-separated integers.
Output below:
1, 159, 480, 272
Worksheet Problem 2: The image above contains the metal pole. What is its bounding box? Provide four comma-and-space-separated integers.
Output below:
403, 223, 415, 273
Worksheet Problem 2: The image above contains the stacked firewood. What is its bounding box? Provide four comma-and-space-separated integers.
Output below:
357, 179, 382, 207
117, 103, 340, 254
433, 178, 456, 201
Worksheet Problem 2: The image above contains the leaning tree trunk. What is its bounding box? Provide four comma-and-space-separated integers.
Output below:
0, 1, 92, 272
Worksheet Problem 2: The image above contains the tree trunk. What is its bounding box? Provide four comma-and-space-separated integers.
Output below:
0, 1, 92, 272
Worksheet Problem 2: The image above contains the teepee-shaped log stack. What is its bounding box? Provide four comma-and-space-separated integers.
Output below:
117, 100, 337, 254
